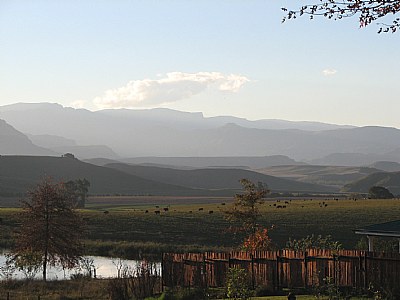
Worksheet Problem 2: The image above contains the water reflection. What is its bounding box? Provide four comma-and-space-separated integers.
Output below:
0, 253, 160, 281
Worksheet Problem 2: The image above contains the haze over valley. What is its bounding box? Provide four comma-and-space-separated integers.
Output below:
1, 102, 400, 198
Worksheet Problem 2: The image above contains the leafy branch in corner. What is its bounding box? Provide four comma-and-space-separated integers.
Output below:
282, 0, 400, 33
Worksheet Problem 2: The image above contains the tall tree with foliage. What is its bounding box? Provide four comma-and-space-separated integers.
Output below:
282, 0, 400, 33
226, 179, 273, 251
368, 185, 394, 199
13, 178, 84, 281
65, 178, 90, 208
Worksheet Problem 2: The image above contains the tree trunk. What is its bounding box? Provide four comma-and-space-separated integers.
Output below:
43, 198, 50, 281
42, 251, 47, 281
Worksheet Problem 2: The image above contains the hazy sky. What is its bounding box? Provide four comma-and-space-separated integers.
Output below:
1, 1, 399, 127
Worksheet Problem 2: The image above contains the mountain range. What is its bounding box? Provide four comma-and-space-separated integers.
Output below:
3, 102, 400, 163
2, 102, 400, 196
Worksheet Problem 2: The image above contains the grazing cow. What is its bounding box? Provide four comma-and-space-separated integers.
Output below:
154, 210, 160, 215
163, 207, 169, 212
221, 203, 226, 205
209, 210, 213, 214
145, 210, 149, 213
103, 210, 109, 214
198, 208, 204, 211
189, 211, 193, 213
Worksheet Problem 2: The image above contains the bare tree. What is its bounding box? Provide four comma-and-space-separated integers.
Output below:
13, 178, 84, 281
282, 0, 400, 33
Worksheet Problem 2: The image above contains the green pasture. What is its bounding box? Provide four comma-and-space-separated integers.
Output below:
1, 197, 400, 258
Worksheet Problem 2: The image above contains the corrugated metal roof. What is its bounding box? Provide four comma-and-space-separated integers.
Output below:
355, 220, 400, 237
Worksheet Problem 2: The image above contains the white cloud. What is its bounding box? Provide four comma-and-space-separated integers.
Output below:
322, 69, 338, 76
93, 72, 250, 109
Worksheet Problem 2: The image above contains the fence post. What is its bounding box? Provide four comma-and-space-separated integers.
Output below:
276, 250, 280, 292
358, 252, 362, 289
364, 251, 368, 290
161, 253, 164, 292
304, 251, 308, 289
202, 252, 207, 289
333, 254, 337, 286
251, 253, 255, 289
7, 291, 9, 300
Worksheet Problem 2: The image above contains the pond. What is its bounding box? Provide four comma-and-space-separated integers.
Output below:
0, 251, 161, 281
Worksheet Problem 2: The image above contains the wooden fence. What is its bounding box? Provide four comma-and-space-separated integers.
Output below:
162, 249, 400, 291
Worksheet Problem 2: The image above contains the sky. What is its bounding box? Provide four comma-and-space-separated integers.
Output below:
1, 0, 399, 127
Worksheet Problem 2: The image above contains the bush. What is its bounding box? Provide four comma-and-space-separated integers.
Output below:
225, 267, 251, 300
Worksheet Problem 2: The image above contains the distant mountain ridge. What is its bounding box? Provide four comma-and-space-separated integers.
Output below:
0, 119, 56, 156
1, 102, 399, 163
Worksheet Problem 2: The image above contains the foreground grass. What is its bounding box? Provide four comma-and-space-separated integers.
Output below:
0, 280, 372, 300
1, 197, 400, 258
0, 278, 110, 299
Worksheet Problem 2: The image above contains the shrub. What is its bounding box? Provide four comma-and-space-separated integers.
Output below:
225, 267, 251, 300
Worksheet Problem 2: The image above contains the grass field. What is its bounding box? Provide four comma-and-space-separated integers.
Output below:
1, 196, 400, 258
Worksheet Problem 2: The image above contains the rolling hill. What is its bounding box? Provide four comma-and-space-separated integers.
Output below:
256, 165, 380, 188
118, 155, 303, 169
105, 163, 337, 193
0, 156, 337, 201
369, 161, 400, 172
342, 171, 400, 195
0, 156, 198, 197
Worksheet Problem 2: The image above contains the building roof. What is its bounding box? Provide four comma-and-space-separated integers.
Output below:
355, 220, 400, 238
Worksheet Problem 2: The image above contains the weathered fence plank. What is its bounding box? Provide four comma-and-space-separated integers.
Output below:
163, 249, 400, 291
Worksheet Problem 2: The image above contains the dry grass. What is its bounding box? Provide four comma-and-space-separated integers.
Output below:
1, 197, 400, 258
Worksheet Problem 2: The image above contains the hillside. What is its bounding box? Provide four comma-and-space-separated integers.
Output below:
118, 155, 302, 169
257, 165, 379, 188
342, 171, 400, 195
369, 161, 400, 172
0, 119, 56, 156
105, 163, 337, 193
0, 156, 201, 197
49, 145, 120, 160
